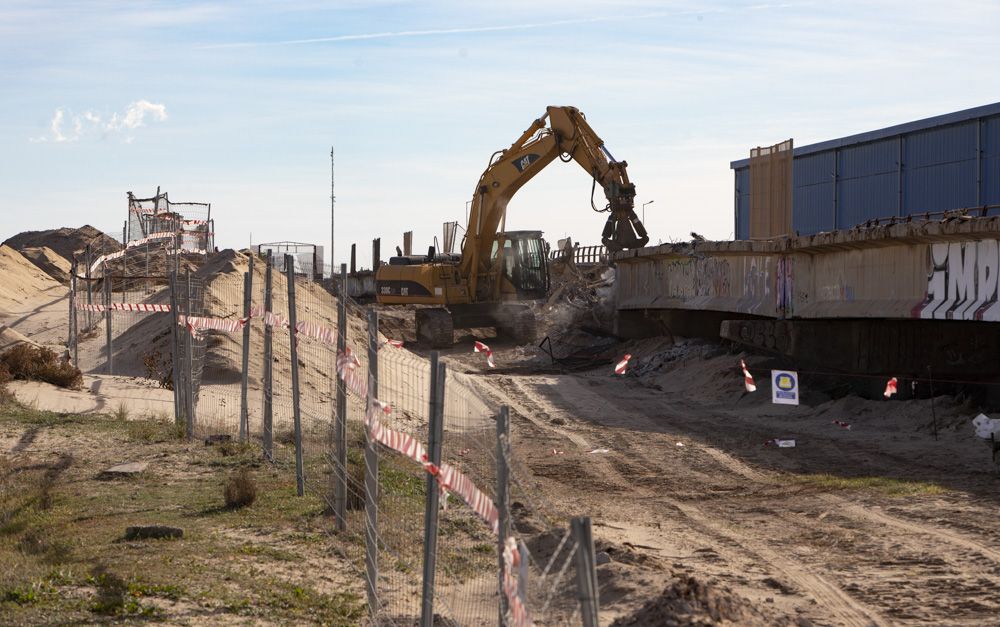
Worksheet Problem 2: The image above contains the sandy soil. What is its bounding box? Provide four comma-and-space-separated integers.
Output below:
423, 332, 1000, 626
7, 240, 1000, 624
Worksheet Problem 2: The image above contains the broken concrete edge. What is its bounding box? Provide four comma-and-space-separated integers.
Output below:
99, 461, 149, 478
611, 215, 1000, 262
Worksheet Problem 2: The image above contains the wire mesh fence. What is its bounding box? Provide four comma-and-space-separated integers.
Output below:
66, 248, 603, 625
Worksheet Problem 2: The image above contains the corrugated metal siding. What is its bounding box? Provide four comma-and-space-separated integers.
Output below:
792, 152, 834, 234
903, 123, 978, 213
836, 139, 899, 227
984, 118, 1000, 206
733, 109, 1000, 238
838, 173, 898, 228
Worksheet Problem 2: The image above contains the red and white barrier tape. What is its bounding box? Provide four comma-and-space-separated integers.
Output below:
89, 231, 175, 273
503, 537, 531, 626
615, 353, 631, 375
384, 339, 404, 348
335, 348, 529, 623
474, 341, 495, 368
179, 315, 247, 337
832, 420, 852, 430
884, 377, 898, 398
182, 219, 210, 225
76, 302, 171, 313
740, 359, 757, 392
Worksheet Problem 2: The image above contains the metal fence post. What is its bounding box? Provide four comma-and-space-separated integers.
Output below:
85, 244, 93, 331
238, 258, 253, 442
262, 252, 274, 460
184, 271, 195, 439
334, 263, 348, 530
420, 352, 446, 626
104, 272, 112, 375
168, 271, 182, 426
364, 308, 380, 620
68, 261, 77, 366
497, 405, 511, 626
286, 255, 305, 496
572, 516, 600, 627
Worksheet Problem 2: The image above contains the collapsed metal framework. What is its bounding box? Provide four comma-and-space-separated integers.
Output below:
127, 188, 214, 254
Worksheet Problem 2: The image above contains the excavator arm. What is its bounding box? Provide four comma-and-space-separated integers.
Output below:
460, 106, 648, 300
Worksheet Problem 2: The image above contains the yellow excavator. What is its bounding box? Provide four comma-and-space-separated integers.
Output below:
376, 105, 649, 347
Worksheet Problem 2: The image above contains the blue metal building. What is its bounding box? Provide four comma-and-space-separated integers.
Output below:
731, 102, 1000, 239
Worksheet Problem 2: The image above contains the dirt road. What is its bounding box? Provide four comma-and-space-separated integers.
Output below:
437, 337, 1000, 626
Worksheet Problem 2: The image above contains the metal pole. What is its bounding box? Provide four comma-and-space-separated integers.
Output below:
104, 272, 112, 375
420, 352, 446, 627
572, 517, 600, 627
334, 263, 348, 530
518, 540, 529, 606
184, 271, 196, 439
364, 308, 380, 620
68, 261, 76, 362
286, 255, 305, 496
497, 405, 511, 625
238, 267, 252, 442
85, 244, 93, 331
330, 146, 337, 275
168, 271, 182, 427
262, 252, 274, 460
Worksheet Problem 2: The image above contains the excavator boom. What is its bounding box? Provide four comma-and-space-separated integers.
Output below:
375, 105, 649, 346
462, 106, 648, 300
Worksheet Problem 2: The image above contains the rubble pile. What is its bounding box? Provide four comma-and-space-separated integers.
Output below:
533, 257, 617, 357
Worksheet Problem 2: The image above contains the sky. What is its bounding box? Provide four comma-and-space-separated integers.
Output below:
2, 0, 999, 269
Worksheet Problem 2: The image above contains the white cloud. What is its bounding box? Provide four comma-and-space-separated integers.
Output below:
32, 100, 168, 143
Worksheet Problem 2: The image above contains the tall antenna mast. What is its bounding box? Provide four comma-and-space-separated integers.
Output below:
330, 146, 337, 279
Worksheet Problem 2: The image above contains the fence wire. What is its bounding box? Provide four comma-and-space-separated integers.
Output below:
68, 248, 598, 625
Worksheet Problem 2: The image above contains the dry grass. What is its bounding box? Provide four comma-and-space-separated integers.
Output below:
0, 363, 11, 403
224, 467, 258, 509
0, 344, 82, 390
0, 404, 364, 624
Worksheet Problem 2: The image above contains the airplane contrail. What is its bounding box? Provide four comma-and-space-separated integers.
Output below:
200, 11, 708, 49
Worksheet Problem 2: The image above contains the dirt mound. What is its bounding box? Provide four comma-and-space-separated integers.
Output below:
3, 225, 120, 264
0, 244, 63, 311
18, 246, 72, 284
611, 574, 778, 626
0, 325, 35, 352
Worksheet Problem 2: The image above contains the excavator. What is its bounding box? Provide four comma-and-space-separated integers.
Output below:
375, 105, 649, 347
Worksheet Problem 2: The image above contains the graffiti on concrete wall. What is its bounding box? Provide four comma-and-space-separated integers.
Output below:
914, 241, 1000, 320
775, 256, 793, 317
738, 258, 771, 314
694, 258, 732, 297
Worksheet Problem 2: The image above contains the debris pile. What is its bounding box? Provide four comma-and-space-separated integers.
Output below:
611, 574, 779, 626
534, 257, 617, 357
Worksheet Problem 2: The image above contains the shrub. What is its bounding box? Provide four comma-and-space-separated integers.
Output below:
89, 565, 127, 614
141, 350, 173, 390
0, 344, 82, 390
0, 362, 12, 402
224, 468, 257, 509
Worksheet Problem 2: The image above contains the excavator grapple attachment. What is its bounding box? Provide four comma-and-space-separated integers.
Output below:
602, 211, 649, 251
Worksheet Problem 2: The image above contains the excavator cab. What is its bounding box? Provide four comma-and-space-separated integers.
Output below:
496, 230, 549, 300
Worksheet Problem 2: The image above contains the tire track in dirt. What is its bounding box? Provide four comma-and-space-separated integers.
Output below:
817, 495, 1000, 564
481, 372, 889, 625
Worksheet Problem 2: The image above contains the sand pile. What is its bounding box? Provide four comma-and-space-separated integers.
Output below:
0, 244, 63, 312
0, 325, 35, 352
17, 246, 72, 284
3, 225, 120, 264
